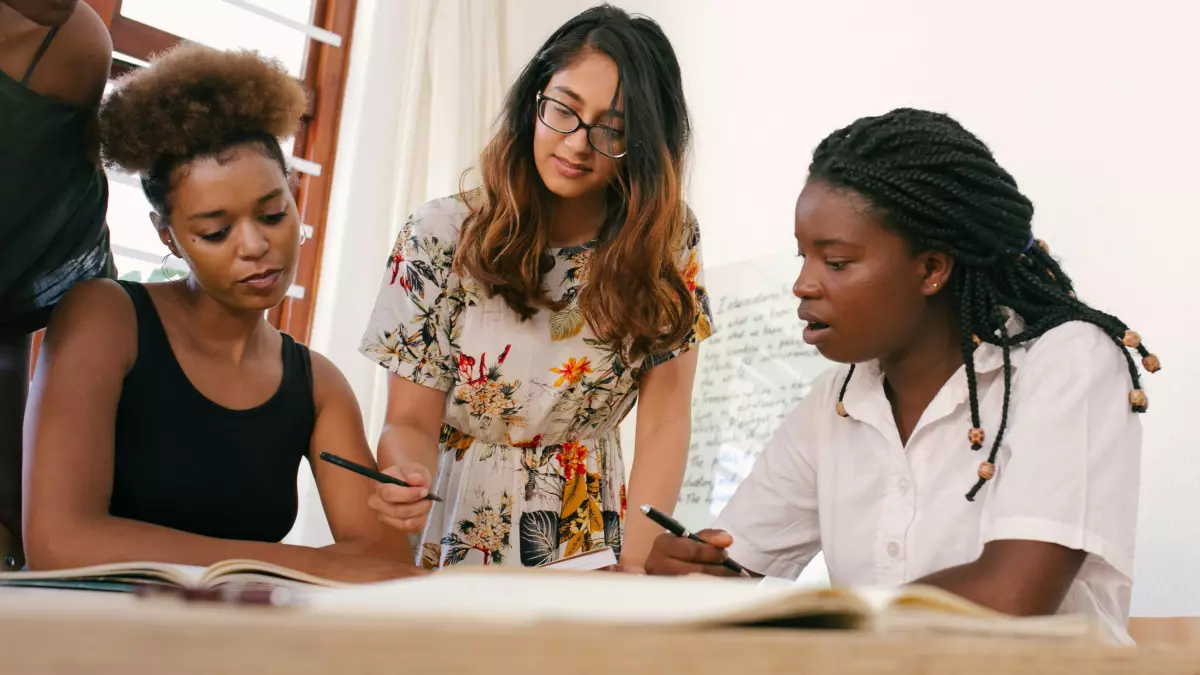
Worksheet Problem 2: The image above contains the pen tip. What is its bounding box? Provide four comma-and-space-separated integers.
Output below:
639, 504, 652, 515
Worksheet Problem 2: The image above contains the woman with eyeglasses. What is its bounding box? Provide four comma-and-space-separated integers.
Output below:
359, 5, 711, 572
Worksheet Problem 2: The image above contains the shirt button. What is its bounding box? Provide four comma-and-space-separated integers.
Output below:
887, 541, 902, 558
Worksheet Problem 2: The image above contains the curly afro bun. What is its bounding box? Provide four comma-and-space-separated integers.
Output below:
99, 42, 307, 174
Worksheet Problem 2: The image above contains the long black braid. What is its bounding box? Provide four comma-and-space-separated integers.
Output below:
810, 108, 1160, 501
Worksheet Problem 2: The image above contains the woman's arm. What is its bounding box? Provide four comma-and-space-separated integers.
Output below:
916, 323, 1140, 616
914, 540, 1086, 616
305, 353, 421, 564
357, 202, 460, 535
377, 375, 444, 479
366, 374, 446, 534
621, 348, 700, 570
22, 281, 414, 582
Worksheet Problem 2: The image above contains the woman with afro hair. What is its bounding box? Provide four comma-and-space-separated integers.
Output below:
20, 43, 422, 582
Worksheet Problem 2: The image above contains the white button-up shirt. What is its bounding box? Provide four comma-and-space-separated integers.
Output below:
713, 318, 1141, 644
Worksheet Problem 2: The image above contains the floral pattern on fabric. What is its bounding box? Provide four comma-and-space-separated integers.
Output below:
360, 195, 714, 568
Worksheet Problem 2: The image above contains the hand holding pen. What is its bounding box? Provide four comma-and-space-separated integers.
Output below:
319, 452, 441, 535
640, 505, 753, 578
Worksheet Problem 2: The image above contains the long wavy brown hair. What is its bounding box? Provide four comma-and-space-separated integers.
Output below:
453, 5, 694, 360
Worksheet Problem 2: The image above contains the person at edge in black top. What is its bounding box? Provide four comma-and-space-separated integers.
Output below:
21, 42, 423, 582
0, 0, 115, 571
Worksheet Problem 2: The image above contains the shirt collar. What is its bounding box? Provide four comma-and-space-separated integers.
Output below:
841, 309, 1029, 422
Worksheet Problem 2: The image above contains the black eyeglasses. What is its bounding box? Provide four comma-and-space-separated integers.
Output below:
536, 92, 627, 159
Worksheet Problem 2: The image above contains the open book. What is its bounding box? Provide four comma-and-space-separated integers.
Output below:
0, 546, 618, 593
301, 569, 1098, 640
0, 559, 349, 592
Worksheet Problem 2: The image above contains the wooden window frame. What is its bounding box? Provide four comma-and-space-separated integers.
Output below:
82, 0, 356, 344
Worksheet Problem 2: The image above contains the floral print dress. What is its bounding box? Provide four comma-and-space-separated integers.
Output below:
360, 194, 713, 569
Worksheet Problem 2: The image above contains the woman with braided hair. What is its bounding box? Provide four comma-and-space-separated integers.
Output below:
644, 108, 1157, 643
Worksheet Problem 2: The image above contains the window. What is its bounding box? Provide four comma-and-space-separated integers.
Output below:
82, 0, 357, 342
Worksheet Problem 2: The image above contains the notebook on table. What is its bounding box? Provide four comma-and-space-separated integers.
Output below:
0, 546, 619, 593
300, 569, 1097, 640
0, 559, 350, 593
0, 550, 1093, 641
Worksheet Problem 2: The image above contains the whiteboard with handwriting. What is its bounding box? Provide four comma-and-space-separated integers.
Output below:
671, 252, 833, 584
674, 252, 833, 529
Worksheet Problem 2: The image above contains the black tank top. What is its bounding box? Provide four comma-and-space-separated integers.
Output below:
0, 24, 113, 338
109, 282, 316, 542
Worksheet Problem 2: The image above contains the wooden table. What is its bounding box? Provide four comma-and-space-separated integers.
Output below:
2, 588, 1198, 674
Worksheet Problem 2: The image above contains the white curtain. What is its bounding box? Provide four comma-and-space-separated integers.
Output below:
286, 0, 506, 546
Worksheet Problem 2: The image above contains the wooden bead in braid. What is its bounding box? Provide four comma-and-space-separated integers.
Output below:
1104, 331, 1148, 412
958, 270, 984, 448
955, 284, 984, 449
835, 364, 856, 418
967, 307, 1015, 501
1138, 344, 1161, 373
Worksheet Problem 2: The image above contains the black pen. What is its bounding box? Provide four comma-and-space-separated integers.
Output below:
640, 504, 750, 577
319, 452, 443, 502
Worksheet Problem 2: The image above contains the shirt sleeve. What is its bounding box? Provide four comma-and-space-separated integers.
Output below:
712, 373, 831, 580
359, 200, 465, 392
641, 208, 716, 372
981, 322, 1142, 584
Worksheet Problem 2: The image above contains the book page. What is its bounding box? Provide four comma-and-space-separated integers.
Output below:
0, 562, 205, 587
759, 581, 1094, 639
540, 547, 616, 571
868, 585, 1096, 640
296, 571, 1094, 638
302, 571, 865, 628
200, 559, 350, 588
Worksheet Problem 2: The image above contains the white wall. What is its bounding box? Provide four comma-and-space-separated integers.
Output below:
498, 0, 1200, 616
289, 0, 423, 547
312, 0, 1199, 616
299, 0, 506, 546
